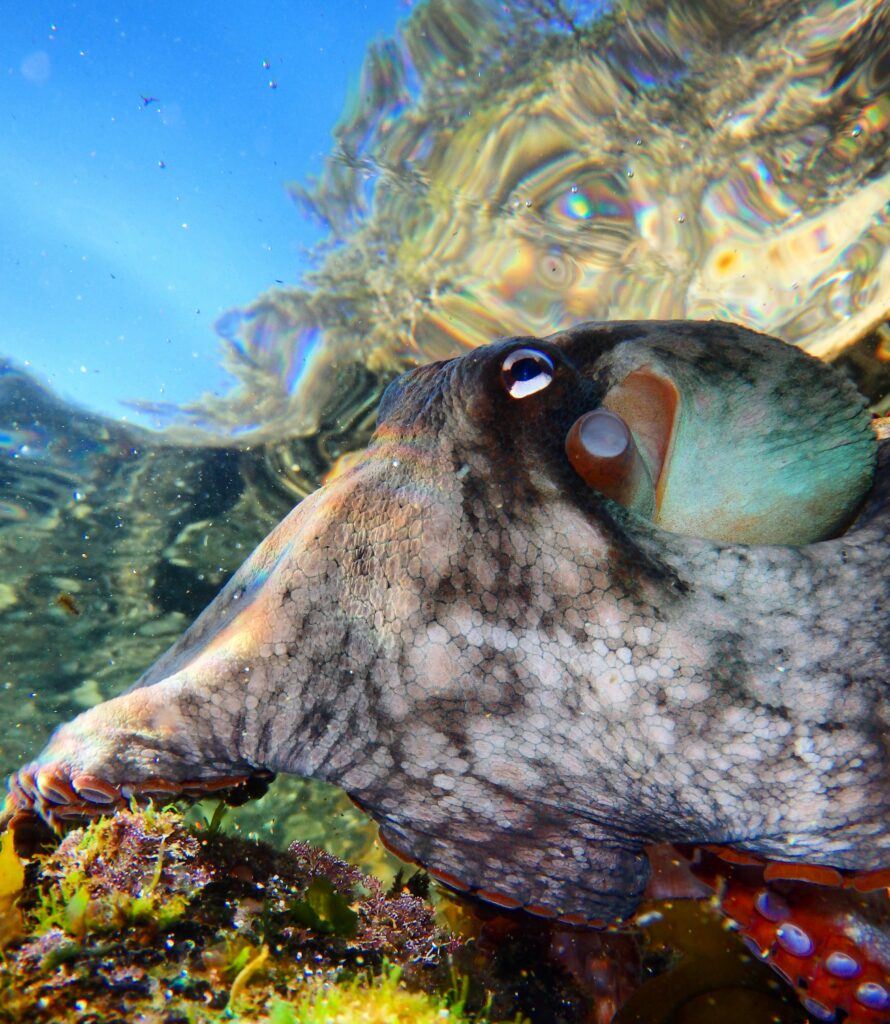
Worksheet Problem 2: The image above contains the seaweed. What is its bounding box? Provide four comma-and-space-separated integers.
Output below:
0, 805, 812, 1023
0, 806, 534, 1024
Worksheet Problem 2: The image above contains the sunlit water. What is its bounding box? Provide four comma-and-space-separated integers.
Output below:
1, 1, 889, 1021
131, 0, 890, 443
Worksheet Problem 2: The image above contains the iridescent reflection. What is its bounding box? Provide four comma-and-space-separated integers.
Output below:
134, 0, 889, 451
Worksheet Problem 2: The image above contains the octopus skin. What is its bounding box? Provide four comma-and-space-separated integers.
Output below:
4, 320, 889, 1017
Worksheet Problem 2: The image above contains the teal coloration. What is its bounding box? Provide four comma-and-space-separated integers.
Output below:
595, 327, 876, 545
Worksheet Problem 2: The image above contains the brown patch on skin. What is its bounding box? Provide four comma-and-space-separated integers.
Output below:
477, 889, 525, 910
848, 867, 890, 892
708, 846, 765, 868
602, 366, 679, 490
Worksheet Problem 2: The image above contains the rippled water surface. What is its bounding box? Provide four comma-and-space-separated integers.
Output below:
133, 0, 890, 444
1, 1, 889, 1021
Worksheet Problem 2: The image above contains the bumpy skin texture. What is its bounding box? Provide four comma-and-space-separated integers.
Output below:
5, 320, 889, 922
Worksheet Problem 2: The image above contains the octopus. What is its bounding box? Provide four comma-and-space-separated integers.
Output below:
4, 320, 889, 1022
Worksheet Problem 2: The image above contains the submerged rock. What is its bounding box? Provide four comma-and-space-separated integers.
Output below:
0, 806, 820, 1024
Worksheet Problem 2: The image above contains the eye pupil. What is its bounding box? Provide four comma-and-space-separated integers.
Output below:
511, 358, 543, 381
500, 347, 555, 399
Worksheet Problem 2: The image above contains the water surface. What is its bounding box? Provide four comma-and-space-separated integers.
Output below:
1, 2, 889, 1020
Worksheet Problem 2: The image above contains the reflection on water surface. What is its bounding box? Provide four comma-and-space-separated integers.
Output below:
1, 2, 888, 1022
130, 0, 890, 444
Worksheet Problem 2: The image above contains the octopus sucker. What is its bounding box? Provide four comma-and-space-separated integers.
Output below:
3, 319, 887, 1021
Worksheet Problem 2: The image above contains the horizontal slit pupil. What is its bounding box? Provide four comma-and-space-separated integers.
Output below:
513, 359, 543, 380
501, 347, 554, 397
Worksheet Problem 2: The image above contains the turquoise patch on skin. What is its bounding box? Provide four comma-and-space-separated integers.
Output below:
596, 330, 876, 545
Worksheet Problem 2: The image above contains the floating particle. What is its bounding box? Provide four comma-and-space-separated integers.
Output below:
55, 593, 81, 618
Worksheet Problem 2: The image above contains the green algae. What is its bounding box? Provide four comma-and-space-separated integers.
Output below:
287, 878, 359, 939
0, 806, 529, 1024
265, 961, 490, 1024
0, 805, 815, 1024
30, 807, 193, 942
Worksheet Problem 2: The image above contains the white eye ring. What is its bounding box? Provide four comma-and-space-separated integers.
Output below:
500, 347, 555, 399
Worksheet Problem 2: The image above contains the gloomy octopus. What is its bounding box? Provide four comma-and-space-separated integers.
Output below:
5, 321, 889, 1019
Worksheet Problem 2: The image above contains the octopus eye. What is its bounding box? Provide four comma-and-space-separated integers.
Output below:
500, 347, 555, 399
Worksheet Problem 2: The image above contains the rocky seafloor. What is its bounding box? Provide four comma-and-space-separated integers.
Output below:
2, 0, 889, 1019
0, 804, 814, 1024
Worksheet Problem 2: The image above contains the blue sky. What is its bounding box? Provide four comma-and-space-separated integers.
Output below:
1, 1, 405, 422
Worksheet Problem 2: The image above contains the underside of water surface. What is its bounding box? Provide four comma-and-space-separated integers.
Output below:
1, 2, 889, 1021
127, 0, 890, 444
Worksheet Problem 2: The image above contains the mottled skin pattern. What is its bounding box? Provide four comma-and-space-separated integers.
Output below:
5, 320, 889, 924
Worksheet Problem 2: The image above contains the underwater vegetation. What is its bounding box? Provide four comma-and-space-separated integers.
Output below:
0, 804, 480, 1023
1, 1, 890, 1022
0, 804, 829, 1024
